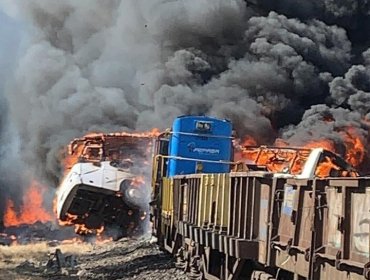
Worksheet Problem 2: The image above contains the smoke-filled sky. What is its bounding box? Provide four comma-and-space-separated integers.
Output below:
0, 0, 370, 196
0, 8, 24, 220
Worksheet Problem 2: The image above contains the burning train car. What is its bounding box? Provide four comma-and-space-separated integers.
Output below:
235, 145, 358, 179
56, 132, 155, 236
151, 115, 367, 280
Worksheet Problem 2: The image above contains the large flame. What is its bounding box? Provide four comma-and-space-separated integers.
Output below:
302, 139, 336, 152
315, 156, 340, 177
301, 130, 365, 169
4, 181, 53, 227
298, 127, 365, 177
340, 127, 365, 167
295, 131, 363, 178
233, 135, 258, 162
235, 131, 362, 177
238, 146, 311, 174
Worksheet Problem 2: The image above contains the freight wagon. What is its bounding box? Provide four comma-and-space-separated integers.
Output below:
151, 115, 367, 280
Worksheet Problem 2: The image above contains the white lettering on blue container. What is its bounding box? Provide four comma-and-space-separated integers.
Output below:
193, 148, 220, 154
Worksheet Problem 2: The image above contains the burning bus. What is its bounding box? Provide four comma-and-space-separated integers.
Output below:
55, 132, 156, 236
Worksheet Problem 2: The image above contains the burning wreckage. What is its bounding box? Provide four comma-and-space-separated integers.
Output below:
55, 130, 358, 238
234, 145, 359, 179
53, 120, 359, 241
55, 132, 156, 236
0, 117, 360, 250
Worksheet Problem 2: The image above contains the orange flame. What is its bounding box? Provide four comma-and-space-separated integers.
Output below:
238, 147, 311, 174
241, 135, 257, 146
61, 130, 159, 173
234, 135, 257, 161
59, 213, 105, 236
340, 128, 365, 167
315, 156, 340, 177
302, 139, 336, 153
300, 127, 366, 170
4, 181, 52, 227
58, 213, 78, 226
74, 224, 104, 236
274, 139, 289, 147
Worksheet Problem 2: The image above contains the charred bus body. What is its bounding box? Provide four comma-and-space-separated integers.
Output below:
151, 116, 368, 280
56, 133, 154, 236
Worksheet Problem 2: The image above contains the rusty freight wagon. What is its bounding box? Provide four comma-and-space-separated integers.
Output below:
151, 115, 367, 280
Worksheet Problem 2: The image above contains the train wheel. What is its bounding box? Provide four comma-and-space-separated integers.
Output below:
175, 246, 187, 270
188, 255, 203, 280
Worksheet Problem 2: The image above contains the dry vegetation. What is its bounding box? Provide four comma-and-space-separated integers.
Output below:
0, 237, 187, 280
0, 242, 92, 269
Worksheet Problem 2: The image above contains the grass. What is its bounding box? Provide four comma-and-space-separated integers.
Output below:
0, 242, 93, 268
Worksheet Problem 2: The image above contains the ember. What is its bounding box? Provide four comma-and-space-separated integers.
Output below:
74, 224, 104, 236
58, 213, 78, 227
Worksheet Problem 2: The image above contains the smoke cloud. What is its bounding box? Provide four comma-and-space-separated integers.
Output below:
0, 0, 370, 189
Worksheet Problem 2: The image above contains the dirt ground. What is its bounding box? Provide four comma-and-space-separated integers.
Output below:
0, 236, 188, 280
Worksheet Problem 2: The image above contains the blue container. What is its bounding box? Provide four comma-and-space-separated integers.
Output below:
167, 116, 232, 177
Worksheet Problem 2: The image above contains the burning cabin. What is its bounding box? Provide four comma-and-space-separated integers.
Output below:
55, 133, 155, 235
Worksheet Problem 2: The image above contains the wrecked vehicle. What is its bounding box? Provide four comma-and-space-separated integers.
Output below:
55, 133, 155, 236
